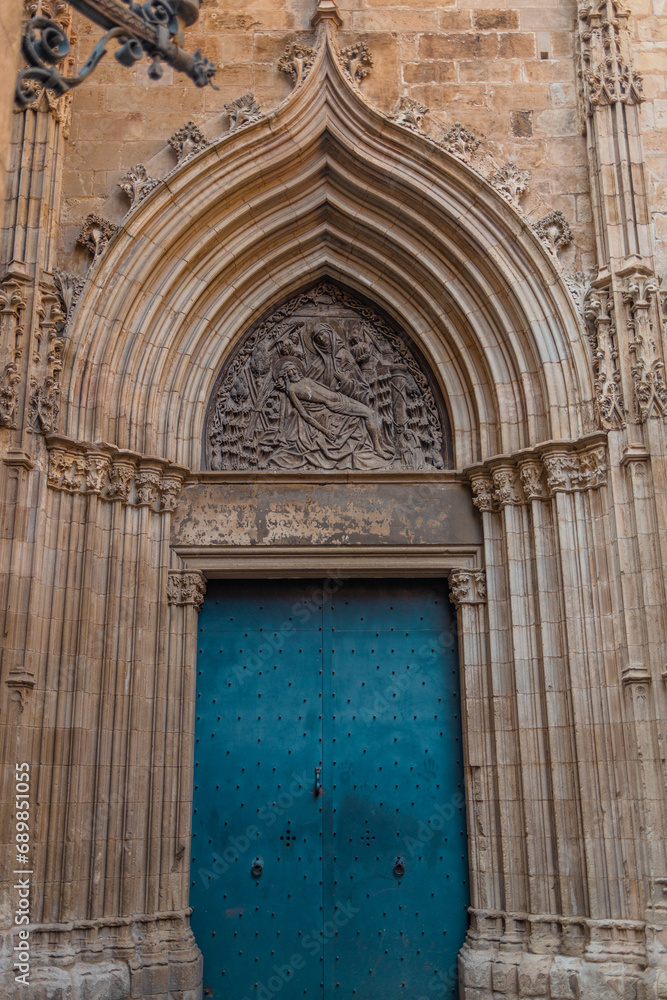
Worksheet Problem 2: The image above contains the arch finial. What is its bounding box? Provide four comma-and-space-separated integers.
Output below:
311, 0, 343, 29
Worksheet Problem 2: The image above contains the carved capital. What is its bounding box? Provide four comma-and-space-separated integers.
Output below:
469, 473, 495, 512
159, 474, 183, 512
518, 460, 546, 500
135, 469, 161, 506
491, 467, 522, 507
449, 569, 487, 607
543, 445, 607, 494
167, 570, 206, 610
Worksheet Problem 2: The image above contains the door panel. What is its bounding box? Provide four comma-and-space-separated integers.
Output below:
326, 582, 468, 999
191, 582, 324, 998
191, 579, 469, 1000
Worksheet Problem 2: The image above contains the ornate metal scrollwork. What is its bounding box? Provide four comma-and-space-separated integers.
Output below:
16, 0, 217, 108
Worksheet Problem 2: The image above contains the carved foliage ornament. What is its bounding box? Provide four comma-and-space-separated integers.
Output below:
340, 42, 373, 84
0, 275, 27, 429
449, 569, 487, 607
390, 96, 429, 132
532, 210, 573, 255
490, 162, 529, 209
225, 92, 262, 131
168, 121, 210, 164
47, 446, 185, 510
167, 570, 206, 611
76, 213, 117, 259
469, 444, 607, 506
207, 283, 449, 472
118, 163, 160, 206
278, 42, 317, 87
28, 286, 65, 435
440, 122, 481, 163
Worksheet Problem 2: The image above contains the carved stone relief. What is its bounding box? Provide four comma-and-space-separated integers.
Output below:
167, 121, 210, 164
76, 214, 118, 259
389, 96, 428, 132
207, 283, 449, 471
340, 42, 373, 84
490, 162, 529, 209
584, 287, 624, 427
440, 122, 481, 163
224, 92, 262, 131
118, 164, 160, 206
577, 0, 644, 119
532, 210, 573, 256
278, 42, 318, 87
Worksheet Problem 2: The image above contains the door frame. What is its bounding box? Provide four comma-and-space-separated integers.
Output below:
175, 540, 489, 993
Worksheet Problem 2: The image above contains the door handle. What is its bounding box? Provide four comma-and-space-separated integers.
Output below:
393, 855, 406, 878
251, 857, 263, 878
314, 765, 322, 796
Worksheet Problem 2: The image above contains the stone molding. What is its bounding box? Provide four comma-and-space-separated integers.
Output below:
45, 436, 189, 511
167, 570, 206, 610
467, 437, 608, 509
449, 569, 487, 606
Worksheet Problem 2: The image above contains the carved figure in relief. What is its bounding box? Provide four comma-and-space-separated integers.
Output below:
272, 357, 392, 467
207, 283, 447, 471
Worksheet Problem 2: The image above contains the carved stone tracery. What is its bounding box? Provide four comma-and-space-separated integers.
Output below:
577, 0, 644, 118
623, 276, 667, 421
584, 287, 624, 427
207, 283, 449, 471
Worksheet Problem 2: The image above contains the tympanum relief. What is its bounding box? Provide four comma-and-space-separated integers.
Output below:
207, 284, 448, 471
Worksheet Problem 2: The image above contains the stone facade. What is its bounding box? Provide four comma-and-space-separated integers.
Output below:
1, 1, 667, 999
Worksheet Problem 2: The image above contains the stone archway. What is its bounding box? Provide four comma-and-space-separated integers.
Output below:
2, 11, 662, 1000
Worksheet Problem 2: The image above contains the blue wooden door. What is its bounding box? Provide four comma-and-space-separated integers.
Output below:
191, 579, 468, 1000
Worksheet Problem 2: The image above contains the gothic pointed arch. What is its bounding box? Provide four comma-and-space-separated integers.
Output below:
59, 20, 595, 471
